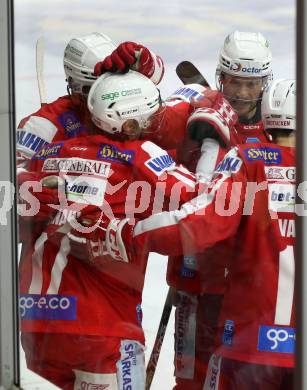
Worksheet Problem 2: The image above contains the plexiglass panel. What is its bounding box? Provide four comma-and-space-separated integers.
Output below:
14, 1, 296, 389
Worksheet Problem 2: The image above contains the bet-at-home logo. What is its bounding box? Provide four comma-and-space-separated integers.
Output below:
101, 88, 142, 101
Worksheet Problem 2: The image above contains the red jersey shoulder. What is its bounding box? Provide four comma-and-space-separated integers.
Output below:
234, 119, 269, 144
19, 95, 88, 141
143, 100, 192, 150
18, 96, 72, 128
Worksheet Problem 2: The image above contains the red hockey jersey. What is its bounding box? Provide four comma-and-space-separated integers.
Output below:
132, 143, 295, 367
166, 118, 270, 294
19, 134, 197, 343
16, 84, 206, 164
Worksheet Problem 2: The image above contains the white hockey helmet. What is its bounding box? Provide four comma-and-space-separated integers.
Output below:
261, 79, 296, 131
64, 32, 117, 97
88, 70, 162, 134
216, 31, 272, 85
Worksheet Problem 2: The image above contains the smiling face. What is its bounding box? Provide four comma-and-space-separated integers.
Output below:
221, 74, 264, 121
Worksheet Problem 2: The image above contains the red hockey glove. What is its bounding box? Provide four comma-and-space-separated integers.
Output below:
105, 218, 134, 263
64, 205, 116, 264
18, 171, 62, 221
188, 90, 238, 147
94, 41, 164, 85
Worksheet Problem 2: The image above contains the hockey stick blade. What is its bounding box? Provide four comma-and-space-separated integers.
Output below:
145, 287, 173, 390
36, 37, 47, 106
176, 61, 210, 88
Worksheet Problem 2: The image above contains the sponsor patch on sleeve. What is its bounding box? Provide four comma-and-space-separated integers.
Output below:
216, 156, 242, 174
167, 86, 204, 103
33, 143, 63, 160
145, 154, 175, 175
17, 130, 49, 155
258, 325, 295, 354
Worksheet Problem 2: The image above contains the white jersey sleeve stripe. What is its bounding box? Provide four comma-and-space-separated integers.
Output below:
274, 245, 295, 325
134, 147, 241, 237
168, 170, 196, 189
29, 232, 48, 294
47, 235, 71, 294
134, 170, 228, 237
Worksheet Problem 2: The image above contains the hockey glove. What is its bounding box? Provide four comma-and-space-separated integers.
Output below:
188, 90, 238, 147
18, 171, 62, 221
105, 218, 134, 263
94, 41, 164, 85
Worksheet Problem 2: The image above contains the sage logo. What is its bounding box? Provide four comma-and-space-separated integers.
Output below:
101, 88, 142, 101
101, 91, 120, 101
19, 294, 76, 320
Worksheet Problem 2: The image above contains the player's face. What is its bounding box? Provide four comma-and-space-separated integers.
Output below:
121, 105, 166, 140
122, 119, 143, 141
221, 74, 263, 120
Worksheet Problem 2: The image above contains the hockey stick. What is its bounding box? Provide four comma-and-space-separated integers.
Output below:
176, 60, 210, 88
145, 64, 210, 389
36, 37, 47, 106
145, 287, 173, 390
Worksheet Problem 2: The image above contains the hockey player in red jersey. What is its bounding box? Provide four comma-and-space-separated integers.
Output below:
17, 32, 208, 228
17, 33, 166, 165
18, 70, 237, 389
103, 79, 296, 390
167, 31, 273, 390
95, 31, 274, 389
